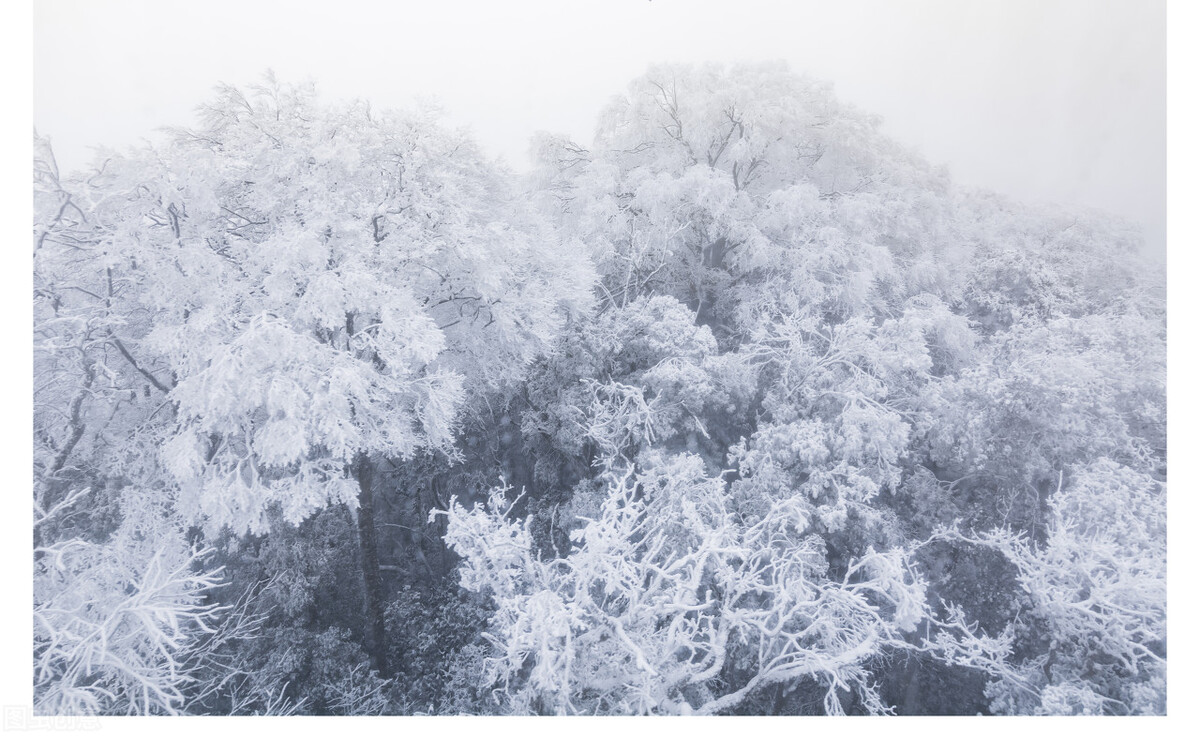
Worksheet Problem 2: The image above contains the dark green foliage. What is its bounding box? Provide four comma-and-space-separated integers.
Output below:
197, 625, 388, 715
215, 506, 368, 635
385, 585, 496, 714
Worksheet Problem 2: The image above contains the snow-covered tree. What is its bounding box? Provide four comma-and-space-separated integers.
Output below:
442, 453, 930, 715
922, 460, 1166, 715
72, 77, 592, 536
33, 487, 225, 715
532, 62, 957, 337
58, 76, 594, 675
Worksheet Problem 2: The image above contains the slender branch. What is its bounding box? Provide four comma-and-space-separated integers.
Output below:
109, 335, 173, 394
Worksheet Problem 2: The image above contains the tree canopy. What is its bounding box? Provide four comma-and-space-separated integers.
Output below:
33, 64, 1166, 716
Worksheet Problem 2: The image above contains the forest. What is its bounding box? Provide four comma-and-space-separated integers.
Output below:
32, 63, 1166, 716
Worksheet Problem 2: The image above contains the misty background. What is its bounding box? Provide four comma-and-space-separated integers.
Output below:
33, 0, 1165, 255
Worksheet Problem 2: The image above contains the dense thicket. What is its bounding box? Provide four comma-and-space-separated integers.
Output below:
33, 64, 1165, 716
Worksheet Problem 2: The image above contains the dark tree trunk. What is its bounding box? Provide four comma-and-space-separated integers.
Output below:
693, 237, 731, 330
354, 454, 390, 677
431, 474, 450, 577
902, 659, 923, 714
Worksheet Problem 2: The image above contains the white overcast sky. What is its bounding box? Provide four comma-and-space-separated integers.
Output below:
33, 0, 1165, 253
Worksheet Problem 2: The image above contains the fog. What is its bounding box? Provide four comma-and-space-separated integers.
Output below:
34, 0, 1165, 253
29, 1, 1172, 718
